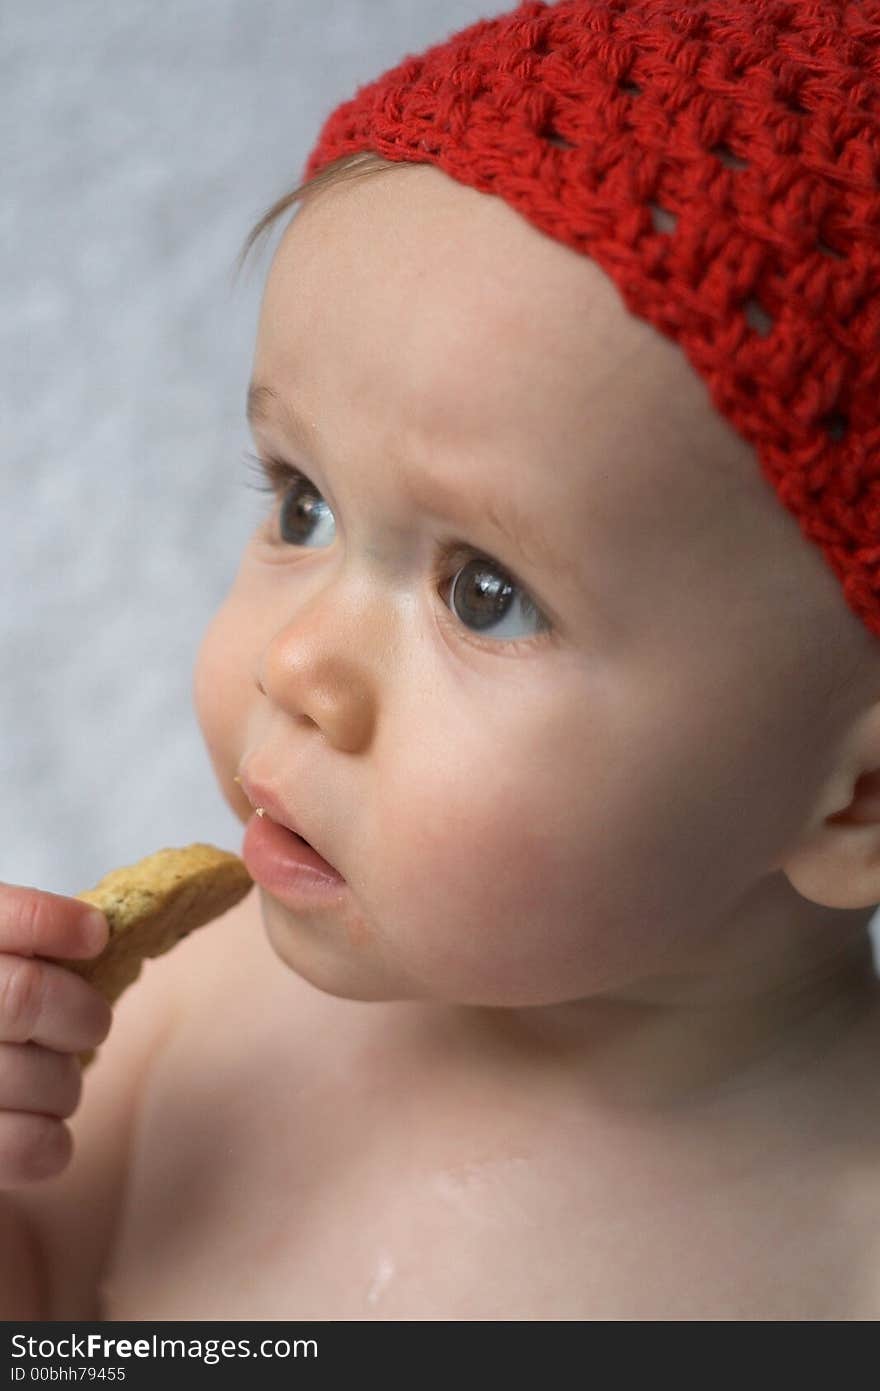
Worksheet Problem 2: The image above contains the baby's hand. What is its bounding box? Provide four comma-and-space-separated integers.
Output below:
0, 883, 111, 1186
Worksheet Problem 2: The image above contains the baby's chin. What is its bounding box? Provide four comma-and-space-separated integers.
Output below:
257, 889, 596, 1011
258, 890, 422, 1003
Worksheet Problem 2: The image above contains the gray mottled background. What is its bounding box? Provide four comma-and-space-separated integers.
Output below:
1, 0, 490, 896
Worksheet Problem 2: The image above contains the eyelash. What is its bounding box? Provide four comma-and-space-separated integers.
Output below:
242, 450, 309, 507
240, 449, 550, 650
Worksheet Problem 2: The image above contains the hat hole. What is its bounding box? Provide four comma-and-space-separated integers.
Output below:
710, 142, 749, 170
817, 237, 845, 261
743, 298, 773, 338
823, 411, 848, 441
649, 202, 677, 234
541, 128, 575, 149
618, 79, 643, 96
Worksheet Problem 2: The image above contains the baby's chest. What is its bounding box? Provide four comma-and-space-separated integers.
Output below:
97, 1020, 582, 1319
100, 1065, 880, 1320
96, 939, 880, 1320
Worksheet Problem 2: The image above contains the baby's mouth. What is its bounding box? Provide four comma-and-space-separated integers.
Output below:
242, 810, 348, 894
234, 772, 344, 879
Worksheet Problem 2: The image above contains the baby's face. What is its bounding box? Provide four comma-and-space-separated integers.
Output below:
195, 163, 867, 1006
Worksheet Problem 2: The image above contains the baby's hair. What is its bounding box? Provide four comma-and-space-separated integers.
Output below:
232, 150, 398, 284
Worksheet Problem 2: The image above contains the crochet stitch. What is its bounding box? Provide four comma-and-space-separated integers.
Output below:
303, 0, 880, 642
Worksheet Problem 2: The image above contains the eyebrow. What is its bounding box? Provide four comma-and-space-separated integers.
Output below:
247, 382, 318, 452
245, 379, 568, 580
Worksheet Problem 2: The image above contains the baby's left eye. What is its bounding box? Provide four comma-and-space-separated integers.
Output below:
441, 554, 549, 643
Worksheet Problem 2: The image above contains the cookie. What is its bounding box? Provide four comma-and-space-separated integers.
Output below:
53, 843, 253, 1067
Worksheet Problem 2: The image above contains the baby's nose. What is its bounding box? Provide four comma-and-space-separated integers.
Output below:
257, 599, 381, 754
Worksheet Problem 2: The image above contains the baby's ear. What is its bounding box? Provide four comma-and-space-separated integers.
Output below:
780, 706, 880, 910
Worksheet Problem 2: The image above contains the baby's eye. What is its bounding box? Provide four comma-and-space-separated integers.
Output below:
245, 454, 336, 548
440, 552, 549, 643
276, 472, 337, 548
279, 472, 335, 548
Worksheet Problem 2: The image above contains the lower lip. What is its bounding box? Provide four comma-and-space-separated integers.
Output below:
242, 812, 349, 907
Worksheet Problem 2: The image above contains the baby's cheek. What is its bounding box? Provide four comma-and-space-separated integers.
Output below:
193, 611, 229, 743
383, 789, 580, 1000
193, 605, 249, 805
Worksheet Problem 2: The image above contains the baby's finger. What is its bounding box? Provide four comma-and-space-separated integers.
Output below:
0, 1042, 82, 1119
0, 884, 107, 960
0, 1112, 73, 1185
0, 955, 113, 1054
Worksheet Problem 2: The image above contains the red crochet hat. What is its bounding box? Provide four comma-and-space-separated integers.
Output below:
304, 0, 880, 642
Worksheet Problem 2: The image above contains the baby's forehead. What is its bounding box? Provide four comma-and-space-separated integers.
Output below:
263, 166, 774, 592
274, 171, 727, 446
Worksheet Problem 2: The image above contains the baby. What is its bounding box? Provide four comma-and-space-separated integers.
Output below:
4, 0, 880, 1320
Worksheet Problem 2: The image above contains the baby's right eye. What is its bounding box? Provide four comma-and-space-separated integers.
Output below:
244, 452, 336, 549
276, 472, 336, 548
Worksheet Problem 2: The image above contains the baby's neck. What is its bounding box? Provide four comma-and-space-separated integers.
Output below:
432, 928, 879, 1118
